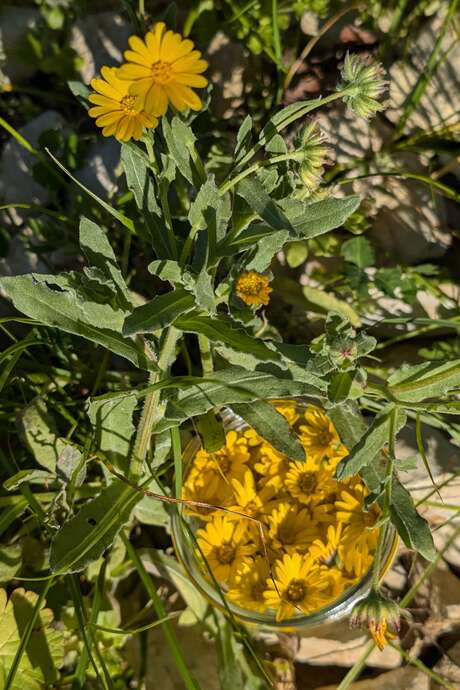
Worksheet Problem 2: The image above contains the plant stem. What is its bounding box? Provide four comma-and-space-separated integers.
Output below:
171, 425, 183, 500
390, 643, 458, 690
219, 152, 301, 194
335, 640, 375, 690
129, 328, 179, 481
198, 334, 214, 376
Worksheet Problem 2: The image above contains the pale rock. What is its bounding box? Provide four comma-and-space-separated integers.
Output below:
317, 666, 429, 690
0, 110, 65, 225
69, 12, 130, 83
386, 10, 460, 134
0, 6, 40, 83
0, 228, 47, 315
295, 623, 400, 669
75, 138, 120, 198
382, 557, 407, 592
432, 640, 460, 689
301, 11, 320, 36
207, 32, 247, 119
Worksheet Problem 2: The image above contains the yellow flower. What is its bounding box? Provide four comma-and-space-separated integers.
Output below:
235, 271, 272, 307
228, 556, 271, 613
192, 430, 251, 495
196, 514, 256, 584
268, 503, 317, 554
118, 22, 208, 117
309, 522, 344, 567
284, 459, 334, 506
264, 553, 332, 621
228, 469, 274, 522
253, 443, 290, 491
88, 66, 157, 141
272, 400, 300, 427
335, 487, 380, 577
182, 469, 232, 521
299, 406, 342, 463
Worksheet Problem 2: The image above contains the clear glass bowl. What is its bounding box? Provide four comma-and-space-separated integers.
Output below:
172, 400, 398, 633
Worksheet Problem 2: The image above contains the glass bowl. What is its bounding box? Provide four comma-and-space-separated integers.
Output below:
172, 400, 398, 633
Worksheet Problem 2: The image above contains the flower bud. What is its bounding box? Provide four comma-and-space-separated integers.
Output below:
350, 589, 400, 650
338, 53, 388, 120
295, 121, 330, 195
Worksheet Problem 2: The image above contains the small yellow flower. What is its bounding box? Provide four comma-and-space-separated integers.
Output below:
182, 469, 232, 521
309, 522, 344, 566
299, 406, 341, 463
264, 553, 332, 621
192, 430, 250, 495
88, 66, 157, 141
268, 503, 317, 554
235, 271, 272, 307
228, 469, 274, 521
253, 443, 290, 491
118, 22, 208, 117
336, 486, 380, 577
196, 514, 256, 584
228, 556, 271, 613
273, 401, 300, 427
284, 459, 334, 506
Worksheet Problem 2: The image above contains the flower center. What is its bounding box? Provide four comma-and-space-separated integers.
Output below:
216, 544, 235, 565
251, 581, 266, 601
278, 524, 295, 545
120, 95, 137, 114
151, 60, 173, 84
363, 511, 376, 528
286, 579, 307, 603
317, 429, 333, 447
298, 472, 317, 494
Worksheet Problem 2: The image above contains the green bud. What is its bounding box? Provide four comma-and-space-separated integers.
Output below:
295, 121, 330, 195
338, 53, 388, 120
350, 589, 400, 650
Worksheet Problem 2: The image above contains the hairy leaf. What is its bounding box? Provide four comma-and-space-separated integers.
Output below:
388, 359, 460, 402
87, 395, 137, 472
123, 289, 196, 336
390, 476, 436, 561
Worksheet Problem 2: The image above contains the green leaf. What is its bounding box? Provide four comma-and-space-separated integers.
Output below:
50, 480, 141, 573
0, 587, 64, 689
335, 406, 407, 480
162, 116, 196, 185
340, 236, 375, 268
328, 371, 355, 403
79, 217, 131, 306
17, 397, 62, 472
0, 274, 151, 370
148, 259, 183, 284
388, 360, 460, 402
374, 267, 403, 297
286, 240, 308, 268
236, 177, 294, 231
303, 286, 361, 327
121, 144, 170, 258
174, 314, 278, 361
133, 479, 169, 527
230, 401, 305, 460
192, 270, 216, 313
279, 196, 361, 237
46, 148, 135, 234
123, 289, 196, 336
4, 469, 54, 491
246, 230, 289, 272
87, 395, 137, 472
390, 476, 436, 561
234, 115, 253, 162
196, 410, 226, 452
155, 367, 325, 433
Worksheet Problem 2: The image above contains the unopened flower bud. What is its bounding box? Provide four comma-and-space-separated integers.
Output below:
350, 589, 400, 650
338, 53, 388, 120
295, 121, 330, 194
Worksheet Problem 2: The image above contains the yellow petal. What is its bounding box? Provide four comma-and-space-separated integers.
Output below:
115, 115, 130, 141
88, 94, 114, 107
119, 62, 151, 80
96, 112, 121, 126
124, 50, 152, 68
128, 35, 151, 60
145, 84, 168, 117
102, 123, 116, 137
174, 72, 208, 88
172, 54, 208, 74
88, 105, 115, 117
90, 78, 121, 101
166, 82, 202, 111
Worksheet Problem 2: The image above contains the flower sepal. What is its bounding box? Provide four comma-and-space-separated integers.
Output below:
350, 588, 400, 650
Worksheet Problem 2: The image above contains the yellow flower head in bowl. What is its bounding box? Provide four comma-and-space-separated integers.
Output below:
118, 22, 208, 117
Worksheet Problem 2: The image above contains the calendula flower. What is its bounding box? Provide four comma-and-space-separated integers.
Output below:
284, 459, 334, 506
88, 66, 157, 141
118, 22, 208, 117
299, 406, 341, 463
228, 556, 271, 613
350, 589, 400, 650
268, 503, 317, 554
264, 553, 332, 621
336, 486, 380, 577
196, 514, 256, 584
235, 271, 272, 307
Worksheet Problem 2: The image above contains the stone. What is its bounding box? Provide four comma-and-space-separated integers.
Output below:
0, 228, 48, 316
69, 12, 131, 83
432, 640, 460, 690
0, 110, 65, 225
295, 623, 401, 669
75, 138, 120, 198
0, 6, 40, 84
207, 32, 247, 120
316, 666, 429, 690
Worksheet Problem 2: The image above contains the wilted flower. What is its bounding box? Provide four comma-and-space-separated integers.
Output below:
350, 589, 400, 650
338, 53, 388, 120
